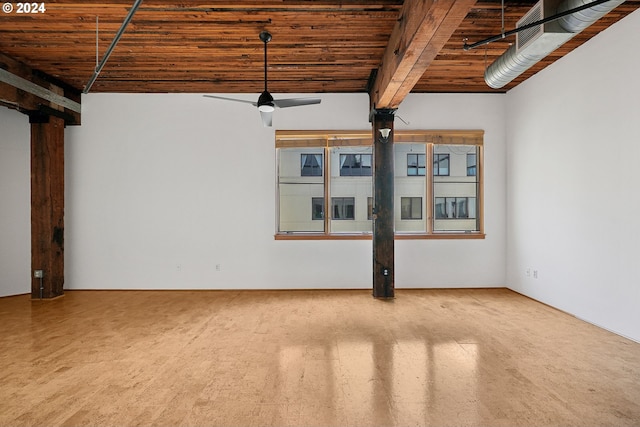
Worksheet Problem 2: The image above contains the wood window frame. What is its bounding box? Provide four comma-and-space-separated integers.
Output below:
275, 130, 485, 240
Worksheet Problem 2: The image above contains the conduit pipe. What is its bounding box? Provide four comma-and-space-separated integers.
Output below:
484, 0, 625, 89
83, 0, 144, 93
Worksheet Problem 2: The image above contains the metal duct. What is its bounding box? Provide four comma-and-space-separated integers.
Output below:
556, 0, 625, 31
484, 0, 625, 89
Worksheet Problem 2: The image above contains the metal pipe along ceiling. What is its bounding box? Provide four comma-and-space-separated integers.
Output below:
83, 0, 144, 94
484, 0, 626, 89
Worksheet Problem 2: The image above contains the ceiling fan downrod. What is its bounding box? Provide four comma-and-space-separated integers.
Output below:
203, 29, 320, 127
258, 31, 275, 112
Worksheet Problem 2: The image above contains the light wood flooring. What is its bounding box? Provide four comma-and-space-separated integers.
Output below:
1, 288, 639, 426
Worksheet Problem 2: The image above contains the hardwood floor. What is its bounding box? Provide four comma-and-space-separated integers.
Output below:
1, 288, 639, 426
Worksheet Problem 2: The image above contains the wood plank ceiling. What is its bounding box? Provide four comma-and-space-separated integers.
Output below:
0, 0, 638, 95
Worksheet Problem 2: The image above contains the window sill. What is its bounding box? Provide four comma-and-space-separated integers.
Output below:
274, 233, 485, 241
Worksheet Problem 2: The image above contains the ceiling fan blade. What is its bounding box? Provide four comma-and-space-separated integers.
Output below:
273, 98, 322, 108
260, 110, 273, 127
203, 95, 257, 106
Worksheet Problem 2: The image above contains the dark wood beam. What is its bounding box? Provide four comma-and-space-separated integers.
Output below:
31, 115, 65, 299
372, 110, 395, 299
370, 0, 477, 109
0, 52, 81, 125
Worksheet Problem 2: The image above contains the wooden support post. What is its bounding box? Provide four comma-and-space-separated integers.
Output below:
31, 115, 65, 299
372, 110, 395, 299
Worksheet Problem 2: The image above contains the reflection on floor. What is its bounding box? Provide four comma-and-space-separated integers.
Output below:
1, 288, 639, 426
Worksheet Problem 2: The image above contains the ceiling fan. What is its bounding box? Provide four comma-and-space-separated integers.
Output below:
204, 31, 321, 127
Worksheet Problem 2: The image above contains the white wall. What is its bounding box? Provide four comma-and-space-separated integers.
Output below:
0, 107, 31, 297
506, 9, 640, 342
64, 92, 506, 290
396, 94, 506, 287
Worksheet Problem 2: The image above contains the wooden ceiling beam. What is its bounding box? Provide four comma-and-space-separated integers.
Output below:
0, 1, 635, 95
370, 0, 477, 110
0, 52, 81, 125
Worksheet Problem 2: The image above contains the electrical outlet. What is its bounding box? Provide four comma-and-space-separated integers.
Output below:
215, 264, 221, 271
533, 270, 538, 279
34, 270, 43, 278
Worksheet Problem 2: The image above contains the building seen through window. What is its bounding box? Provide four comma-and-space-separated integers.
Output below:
433, 153, 450, 176
407, 153, 426, 176
339, 154, 372, 176
332, 197, 355, 220
401, 197, 422, 220
467, 153, 477, 176
301, 154, 322, 176
276, 131, 482, 237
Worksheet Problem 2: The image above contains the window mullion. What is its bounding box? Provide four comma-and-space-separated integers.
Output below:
426, 143, 434, 234
477, 145, 484, 234
324, 145, 331, 235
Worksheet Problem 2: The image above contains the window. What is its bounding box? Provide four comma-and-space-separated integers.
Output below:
276, 130, 483, 239
332, 197, 355, 220
312, 197, 324, 220
435, 197, 476, 219
301, 154, 322, 176
433, 145, 479, 232
278, 147, 324, 233
340, 154, 372, 176
332, 147, 373, 232
407, 153, 426, 176
433, 154, 449, 176
395, 144, 427, 233
467, 153, 477, 176
401, 197, 422, 220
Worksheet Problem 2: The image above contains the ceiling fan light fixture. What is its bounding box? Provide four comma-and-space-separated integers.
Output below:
258, 104, 275, 113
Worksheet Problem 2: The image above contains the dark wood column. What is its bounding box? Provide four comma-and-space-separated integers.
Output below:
30, 114, 65, 299
372, 109, 395, 299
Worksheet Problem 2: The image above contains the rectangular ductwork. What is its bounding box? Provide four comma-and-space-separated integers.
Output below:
484, 0, 626, 89
516, 0, 573, 55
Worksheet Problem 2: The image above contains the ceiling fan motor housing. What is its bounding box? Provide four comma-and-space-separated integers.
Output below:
258, 90, 275, 112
